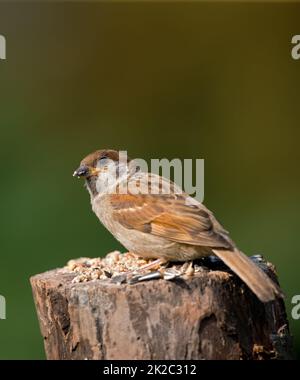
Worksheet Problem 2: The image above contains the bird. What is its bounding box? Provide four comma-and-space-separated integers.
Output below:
73, 149, 283, 303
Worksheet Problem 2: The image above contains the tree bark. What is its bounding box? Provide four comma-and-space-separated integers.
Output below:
30, 257, 293, 360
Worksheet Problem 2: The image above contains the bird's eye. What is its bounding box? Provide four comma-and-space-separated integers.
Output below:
98, 156, 109, 166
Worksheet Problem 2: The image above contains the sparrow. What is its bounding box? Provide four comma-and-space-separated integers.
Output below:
73, 149, 283, 303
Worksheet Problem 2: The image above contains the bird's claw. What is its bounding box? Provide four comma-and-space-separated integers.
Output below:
112, 261, 194, 284
162, 268, 181, 280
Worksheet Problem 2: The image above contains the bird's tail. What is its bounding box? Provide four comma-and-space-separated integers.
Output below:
212, 248, 284, 303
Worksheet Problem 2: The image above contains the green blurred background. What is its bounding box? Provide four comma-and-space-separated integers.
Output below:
0, 1, 299, 359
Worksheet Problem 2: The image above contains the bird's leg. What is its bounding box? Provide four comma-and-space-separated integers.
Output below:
124, 252, 167, 273
129, 259, 186, 284
130, 259, 194, 280
111, 257, 168, 284
124, 258, 168, 284
128, 261, 195, 284
135, 258, 168, 274
180, 261, 194, 276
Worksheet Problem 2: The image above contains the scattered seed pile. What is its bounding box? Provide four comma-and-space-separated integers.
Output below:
65, 251, 205, 283
66, 251, 155, 283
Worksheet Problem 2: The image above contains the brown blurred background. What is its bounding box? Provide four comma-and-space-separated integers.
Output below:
0, 1, 299, 358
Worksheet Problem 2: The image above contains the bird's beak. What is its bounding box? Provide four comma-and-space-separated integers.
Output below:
73, 166, 100, 178
73, 165, 89, 178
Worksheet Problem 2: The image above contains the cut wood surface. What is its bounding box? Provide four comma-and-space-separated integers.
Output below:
30, 256, 293, 360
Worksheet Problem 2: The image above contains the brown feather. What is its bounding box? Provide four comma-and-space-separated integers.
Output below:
212, 249, 284, 302
110, 193, 233, 249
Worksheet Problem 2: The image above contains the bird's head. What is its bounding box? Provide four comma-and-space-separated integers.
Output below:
73, 149, 133, 196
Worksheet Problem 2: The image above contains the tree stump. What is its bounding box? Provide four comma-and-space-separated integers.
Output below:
30, 256, 293, 360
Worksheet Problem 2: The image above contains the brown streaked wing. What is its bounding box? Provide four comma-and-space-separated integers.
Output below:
110, 193, 232, 249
